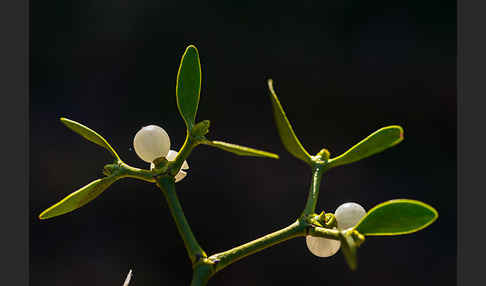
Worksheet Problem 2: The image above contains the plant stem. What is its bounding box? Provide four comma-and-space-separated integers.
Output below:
301, 166, 325, 216
308, 226, 340, 239
208, 220, 307, 273
151, 163, 339, 285
156, 176, 207, 265
115, 136, 338, 284
190, 260, 214, 286
118, 161, 156, 182
170, 134, 198, 176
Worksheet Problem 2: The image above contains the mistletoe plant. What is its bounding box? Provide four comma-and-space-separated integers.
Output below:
39, 45, 438, 285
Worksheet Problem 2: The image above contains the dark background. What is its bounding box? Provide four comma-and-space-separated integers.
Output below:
30, 0, 456, 285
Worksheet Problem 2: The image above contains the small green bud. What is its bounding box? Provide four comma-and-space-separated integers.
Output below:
324, 213, 337, 228
316, 211, 326, 223
192, 120, 210, 138
316, 148, 330, 161
102, 164, 116, 176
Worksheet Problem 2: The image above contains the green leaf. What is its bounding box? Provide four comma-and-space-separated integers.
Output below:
339, 231, 358, 271
38, 176, 119, 220
202, 140, 279, 159
176, 45, 201, 130
267, 79, 313, 165
60, 117, 120, 160
327, 125, 404, 168
354, 199, 438, 236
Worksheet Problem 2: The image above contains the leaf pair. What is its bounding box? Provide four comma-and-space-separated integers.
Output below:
176, 45, 278, 160
40, 45, 278, 220
267, 81, 438, 269
267, 79, 403, 167
39, 118, 122, 220
339, 199, 438, 270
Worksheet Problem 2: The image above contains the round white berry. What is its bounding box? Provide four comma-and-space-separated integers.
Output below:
133, 125, 171, 163
150, 150, 189, 183
334, 202, 366, 230
306, 235, 341, 257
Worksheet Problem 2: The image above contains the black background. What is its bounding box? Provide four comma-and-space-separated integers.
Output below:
30, 1, 456, 285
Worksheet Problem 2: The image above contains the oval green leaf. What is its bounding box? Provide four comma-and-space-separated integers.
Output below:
338, 231, 358, 271
202, 140, 279, 159
267, 79, 312, 165
327, 125, 403, 168
60, 117, 120, 160
176, 45, 201, 130
354, 199, 438, 236
38, 176, 119, 220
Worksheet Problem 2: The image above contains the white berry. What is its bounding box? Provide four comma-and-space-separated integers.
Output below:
334, 202, 366, 230
133, 125, 171, 163
306, 235, 341, 257
150, 150, 189, 183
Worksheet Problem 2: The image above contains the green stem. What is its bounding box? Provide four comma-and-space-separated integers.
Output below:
170, 132, 203, 177
111, 132, 338, 284
172, 120, 210, 176
157, 176, 207, 265
190, 260, 214, 286
118, 161, 156, 182
208, 220, 307, 273
301, 166, 325, 216
308, 226, 340, 239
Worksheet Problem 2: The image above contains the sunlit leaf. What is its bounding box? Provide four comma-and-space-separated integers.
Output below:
38, 176, 119, 220
60, 117, 120, 160
327, 126, 403, 168
267, 79, 312, 165
202, 140, 279, 159
176, 45, 201, 130
354, 199, 438, 236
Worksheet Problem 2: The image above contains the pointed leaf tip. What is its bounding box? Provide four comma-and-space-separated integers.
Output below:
59, 117, 120, 160
176, 45, 202, 130
327, 125, 404, 168
39, 177, 119, 220
202, 140, 279, 159
267, 79, 312, 165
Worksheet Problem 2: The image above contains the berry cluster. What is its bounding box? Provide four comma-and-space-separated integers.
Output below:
306, 202, 366, 257
134, 125, 189, 183
132, 125, 368, 259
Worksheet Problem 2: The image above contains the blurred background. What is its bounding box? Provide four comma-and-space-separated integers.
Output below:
30, 0, 456, 285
